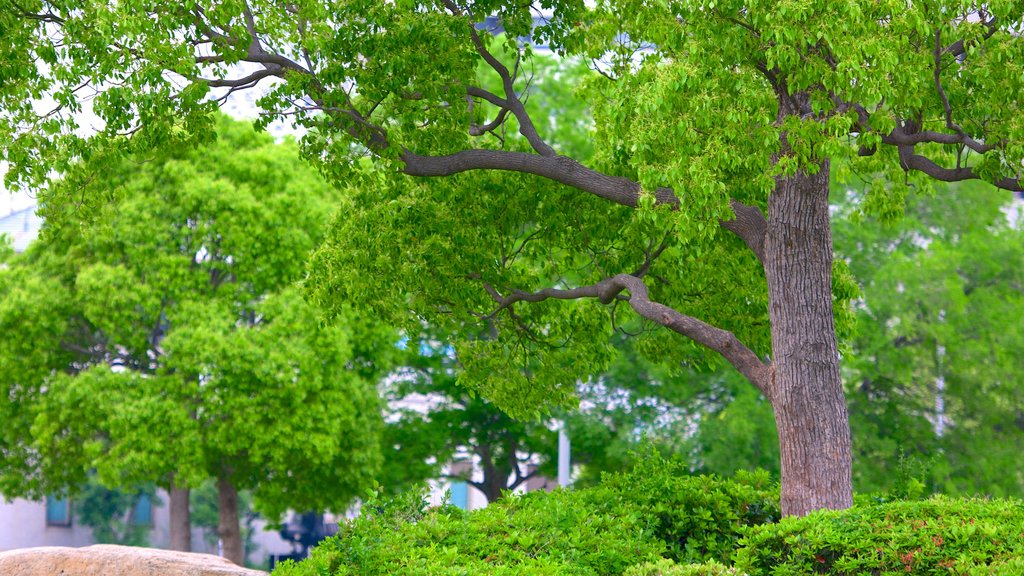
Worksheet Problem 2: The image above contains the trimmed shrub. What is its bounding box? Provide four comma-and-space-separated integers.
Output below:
272, 485, 662, 576
734, 496, 1024, 575
604, 454, 778, 564
272, 452, 779, 575
625, 558, 745, 575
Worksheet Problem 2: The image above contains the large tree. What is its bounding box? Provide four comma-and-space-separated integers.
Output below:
0, 116, 384, 563
3, 1, 1023, 515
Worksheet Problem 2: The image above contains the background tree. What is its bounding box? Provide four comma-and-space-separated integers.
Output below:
834, 182, 1024, 496
3, 0, 1023, 515
72, 477, 157, 547
190, 480, 261, 567
379, 336, 559, 503
565, 339, 779, 486
0, 116, 385, 564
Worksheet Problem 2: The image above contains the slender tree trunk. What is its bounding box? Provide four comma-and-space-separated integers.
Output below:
763, 156, 853, 516
481, 468, 508, 503
168, 480, 191, 552
216, 477, 244, 566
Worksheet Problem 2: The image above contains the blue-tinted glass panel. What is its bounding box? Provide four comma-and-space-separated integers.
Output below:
46, 495, 71, 526
132, 494, 152, 525
450, 481, 468, 510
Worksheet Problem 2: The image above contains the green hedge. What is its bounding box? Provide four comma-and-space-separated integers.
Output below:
735, 496, 1024, 575
272, 453, 1024, 576
625, 558, 745, 576
272, 452, 779, 575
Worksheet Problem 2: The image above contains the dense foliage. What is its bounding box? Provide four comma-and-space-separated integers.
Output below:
3, 0, 1023, 515
834, 181, 1024, 496
273, 450, 1024, 575
0, 116, 387, 559
274, 452, 779, 575
736, 497, 1024, 575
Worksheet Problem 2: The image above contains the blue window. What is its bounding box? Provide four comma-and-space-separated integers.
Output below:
45, 495, 71, 526
131, 494, 152, 526
449, 481, 468, 510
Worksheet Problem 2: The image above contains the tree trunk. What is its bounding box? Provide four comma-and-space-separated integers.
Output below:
481, 467, 508, 503
763, 156, 853, 517
168, 480, 191, 552
216, 477, 244, 566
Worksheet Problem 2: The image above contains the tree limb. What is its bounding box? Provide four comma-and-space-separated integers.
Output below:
719, 199, 767, 264
441, 0, 556, 156
401, 148, 681, 207
897, 146, 1022, 191
481, 274, 771, 395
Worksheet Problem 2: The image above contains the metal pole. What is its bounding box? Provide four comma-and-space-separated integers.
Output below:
557, 425, 571, 487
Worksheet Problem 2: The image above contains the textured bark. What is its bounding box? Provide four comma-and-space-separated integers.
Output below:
216, 477, 244, 566
168, 482, 191, 552
763, 159, 853, 516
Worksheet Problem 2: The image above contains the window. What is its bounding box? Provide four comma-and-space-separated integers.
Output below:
131, 493, 152, 526
449, 481, 468, 510
45, 495, 71, 526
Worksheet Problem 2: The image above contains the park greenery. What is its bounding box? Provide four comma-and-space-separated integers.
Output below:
4, 0, 1022, 516
273, 451, 1024, 575
1, 0, 1024, 572
0, 116, 385, 564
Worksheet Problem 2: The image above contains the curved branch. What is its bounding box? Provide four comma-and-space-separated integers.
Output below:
401, 149, 680, 208
482, 274, 771, 395
881, 129, 994, 154
719, 199, 767, 263
403, 149, 765, 260
442, 0, 555, 156
898, 149, 1022, 191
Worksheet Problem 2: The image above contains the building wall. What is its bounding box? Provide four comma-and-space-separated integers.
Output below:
0, 498, 95, 551
0, 493, 293, 567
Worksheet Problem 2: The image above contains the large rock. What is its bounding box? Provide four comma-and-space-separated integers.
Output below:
0, 544, 269, 576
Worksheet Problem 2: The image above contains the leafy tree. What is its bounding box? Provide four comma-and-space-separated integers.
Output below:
0, 116, 385, 563
4, 1, 1023, 515
190, 479, 261, 567
834, 181, 1024, 496
565, 341, 779, 486
380, 337, 558, 503
72, 476, 157, 547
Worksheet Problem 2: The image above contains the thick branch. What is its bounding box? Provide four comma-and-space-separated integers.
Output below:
881, 129, 993, 154
719, 199, 767, 263
403, 149, 765, 260
401, 149, 680, 208
898, 148, 1022, 191
851, 107, 1020, 191
484, 274, 771, 395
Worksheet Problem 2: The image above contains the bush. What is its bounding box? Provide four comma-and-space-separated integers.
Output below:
272, 451, 780, 575
272, 485, 662, 575
734, 496, 1024, 575
625, 558, 745, 576
272, 451, 1024, 576
603, 452, 779, 564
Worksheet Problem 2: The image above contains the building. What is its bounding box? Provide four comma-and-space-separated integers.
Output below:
0, 205, 42, 254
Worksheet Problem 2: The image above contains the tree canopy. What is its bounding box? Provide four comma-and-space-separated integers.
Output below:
3, 0, 1022, 515
0, 115, 385, 562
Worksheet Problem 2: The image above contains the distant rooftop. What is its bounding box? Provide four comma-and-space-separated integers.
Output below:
0, 205, 41, 253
